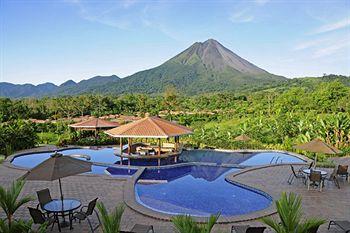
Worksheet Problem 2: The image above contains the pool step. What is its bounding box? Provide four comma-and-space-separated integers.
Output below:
138, 179, 168, 184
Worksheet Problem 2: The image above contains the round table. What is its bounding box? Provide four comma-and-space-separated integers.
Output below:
43, 199, 81, 230
302, 169, 328, 177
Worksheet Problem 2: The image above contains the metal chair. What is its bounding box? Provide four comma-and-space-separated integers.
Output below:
231, 225, 266, 233
337, 165, 349, 182
328, 168, 340, 189
288, 165, 305, 184
307, 171, 324, 191
73, 198, 101, 232
36, 188, 52, 209
28, 207, 58, 232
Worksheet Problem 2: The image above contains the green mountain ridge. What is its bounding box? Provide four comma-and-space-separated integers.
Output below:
1, 39, 348, 98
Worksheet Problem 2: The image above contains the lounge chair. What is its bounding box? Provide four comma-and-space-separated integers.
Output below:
337, 165, 349, 182
231, 225, 266, 233
288, 165, 305, 185
28, 207, 57, 231
328, 220, 350, 232
307, 171, 324, 191
73, 198, 101, 232
327, 168, 340, 189
120, 224, 154, 233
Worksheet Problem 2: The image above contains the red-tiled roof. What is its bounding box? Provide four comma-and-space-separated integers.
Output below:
105, 116, 192, 138
69, 118, 120, 129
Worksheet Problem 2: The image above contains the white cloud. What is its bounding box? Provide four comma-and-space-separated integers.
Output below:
229, 9, 255, 23
293, 38, 328, 51
311, 18, 350, 34
312, 38, 350, 58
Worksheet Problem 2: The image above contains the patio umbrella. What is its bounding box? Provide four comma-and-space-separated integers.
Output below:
22, 152, 92, 203
234, 134, 251, 142
294, 138, 342, 166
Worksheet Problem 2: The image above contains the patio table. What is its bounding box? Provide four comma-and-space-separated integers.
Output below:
302, 168, 328, 177
43, 198, 81, 231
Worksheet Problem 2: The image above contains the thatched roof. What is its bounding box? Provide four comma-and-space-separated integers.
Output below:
294, 138, 342, 154
105, 116, 192, 138
69, 118, 120, 130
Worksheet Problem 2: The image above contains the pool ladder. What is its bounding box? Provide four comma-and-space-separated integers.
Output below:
269, 156, 283, 164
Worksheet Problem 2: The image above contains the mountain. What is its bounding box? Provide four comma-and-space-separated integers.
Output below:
1, 39, 286, 97
111, 39, 285, 94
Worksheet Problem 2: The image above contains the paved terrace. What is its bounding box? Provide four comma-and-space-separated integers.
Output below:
0, 156, 349, 233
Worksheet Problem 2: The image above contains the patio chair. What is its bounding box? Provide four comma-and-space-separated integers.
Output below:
299, 161, 314, 172
231, 225, 266, 233
337, 165, 349, 182
36, 188, 53, 217
120, 224, 154, 233
328, 220, 350, 233
73, 198, 101, 232
307, 225, 321, 233
28, 207, 58, 232
327, 168, 340, 189
287, 165, 305, 185
307, 171, 324, 191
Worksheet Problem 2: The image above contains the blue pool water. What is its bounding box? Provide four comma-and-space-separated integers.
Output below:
135, 165, 272, 216
11, 148, 120, 168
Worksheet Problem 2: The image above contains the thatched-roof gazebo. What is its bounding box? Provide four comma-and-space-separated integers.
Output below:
69, 117, 120, 136
105, 116, 192, 166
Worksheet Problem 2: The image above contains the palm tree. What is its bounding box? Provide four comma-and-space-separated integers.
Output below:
96, 202, 125, 233
261, 192, 325, 233
172, 213, 220, 233
0, 179, 33, 228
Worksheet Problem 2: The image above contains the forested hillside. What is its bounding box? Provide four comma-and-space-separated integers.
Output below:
1, 77, 349, 162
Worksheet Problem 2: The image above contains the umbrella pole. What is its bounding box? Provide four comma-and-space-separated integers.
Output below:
59, 178, 64, 201
314, 153, 317, 168
58, 178, 69, 227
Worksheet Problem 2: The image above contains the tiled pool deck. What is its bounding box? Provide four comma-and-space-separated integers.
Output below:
0, 149, 349, 233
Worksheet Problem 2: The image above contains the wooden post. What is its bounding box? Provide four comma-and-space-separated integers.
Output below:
120, 137, 123, 165
158, 138, 161, 156
128, 138, 131, 155
158, 158, 160, 167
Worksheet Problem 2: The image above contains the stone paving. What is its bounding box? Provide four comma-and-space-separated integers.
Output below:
0, 155, 349, 233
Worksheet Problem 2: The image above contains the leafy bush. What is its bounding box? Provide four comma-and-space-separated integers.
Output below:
96, 202, 124, 233
0, 120, 38, 156
261, 192, 325, 233
172, 213, 220, 233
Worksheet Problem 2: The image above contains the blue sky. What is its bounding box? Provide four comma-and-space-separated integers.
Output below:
1, 0, 349, 85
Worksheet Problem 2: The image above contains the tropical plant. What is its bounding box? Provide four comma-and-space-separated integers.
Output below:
0, 218, 47, 233
261, 192, 326, 233
172, 213, 220, 233
0, 179, 33, 228
96, 202, 125, 233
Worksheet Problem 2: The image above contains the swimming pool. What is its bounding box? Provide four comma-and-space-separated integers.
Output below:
135, 165, 272, 216
10, 147, 305, 217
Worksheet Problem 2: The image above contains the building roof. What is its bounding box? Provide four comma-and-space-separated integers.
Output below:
105, 116, 193, 138
69, 118, 120, 129
294, 138, 342, 154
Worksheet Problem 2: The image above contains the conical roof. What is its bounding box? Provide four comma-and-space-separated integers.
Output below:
234, 134, 251, 142
105, 116, 192, 138
69, 118, 120, 129
22, 152, 92, 181
294, 138, 342, 154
